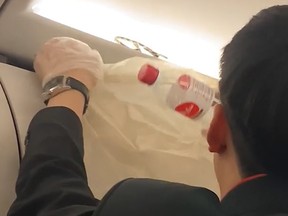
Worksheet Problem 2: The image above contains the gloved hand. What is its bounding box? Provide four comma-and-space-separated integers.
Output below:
34, 37, 103, 90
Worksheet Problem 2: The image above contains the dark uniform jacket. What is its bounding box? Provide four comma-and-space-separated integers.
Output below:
7, 108, 288, 216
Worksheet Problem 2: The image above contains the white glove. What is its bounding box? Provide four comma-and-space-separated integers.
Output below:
34, 37, 103, 88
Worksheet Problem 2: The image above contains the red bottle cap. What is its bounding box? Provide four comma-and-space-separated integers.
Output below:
138, 64, 159, 85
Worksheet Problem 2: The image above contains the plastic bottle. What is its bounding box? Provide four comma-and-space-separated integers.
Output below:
138, 64, 219, 119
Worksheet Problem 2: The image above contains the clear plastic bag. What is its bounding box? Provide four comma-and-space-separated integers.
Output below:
82, 57, 219, 198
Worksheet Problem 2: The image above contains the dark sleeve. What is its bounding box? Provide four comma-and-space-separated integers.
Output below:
8, 107, 99, 216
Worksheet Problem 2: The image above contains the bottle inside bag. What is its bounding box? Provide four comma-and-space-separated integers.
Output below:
138, 64, 219, 119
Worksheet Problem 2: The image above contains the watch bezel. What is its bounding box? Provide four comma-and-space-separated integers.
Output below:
42, 76, 72, 100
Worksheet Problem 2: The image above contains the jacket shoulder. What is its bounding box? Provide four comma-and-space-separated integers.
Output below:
94, 178, 222, 216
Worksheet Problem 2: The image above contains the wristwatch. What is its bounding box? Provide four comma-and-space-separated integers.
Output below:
42, 76, 90, 114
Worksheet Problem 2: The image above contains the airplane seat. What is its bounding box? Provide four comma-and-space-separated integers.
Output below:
0, 63, 43, 215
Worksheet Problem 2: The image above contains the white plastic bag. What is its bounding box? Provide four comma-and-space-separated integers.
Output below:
82, 57, 219, 198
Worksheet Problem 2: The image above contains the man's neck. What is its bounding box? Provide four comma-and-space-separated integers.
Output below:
214, 152, 242, 199
219, 171, 242, 199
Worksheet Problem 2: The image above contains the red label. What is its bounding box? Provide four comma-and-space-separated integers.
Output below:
175, 102, 202, 118
178, 74, 191, 90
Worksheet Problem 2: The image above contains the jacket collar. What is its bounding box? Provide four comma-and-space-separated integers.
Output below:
221, 175, 288, 215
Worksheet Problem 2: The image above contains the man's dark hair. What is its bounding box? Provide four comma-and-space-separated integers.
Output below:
220, 5, 288, 178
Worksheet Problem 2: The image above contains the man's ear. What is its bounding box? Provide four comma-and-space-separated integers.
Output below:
207, 104, 229, 154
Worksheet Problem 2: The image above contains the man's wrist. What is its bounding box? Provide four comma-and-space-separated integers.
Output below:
47, 89, 85, 119
42, 69, 95, 118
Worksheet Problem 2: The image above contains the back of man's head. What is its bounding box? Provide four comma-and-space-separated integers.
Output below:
220, 5, 288, 179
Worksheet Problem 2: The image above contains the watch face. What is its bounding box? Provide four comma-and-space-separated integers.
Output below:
42, 76, 71, 100
45, 76, 66, 90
